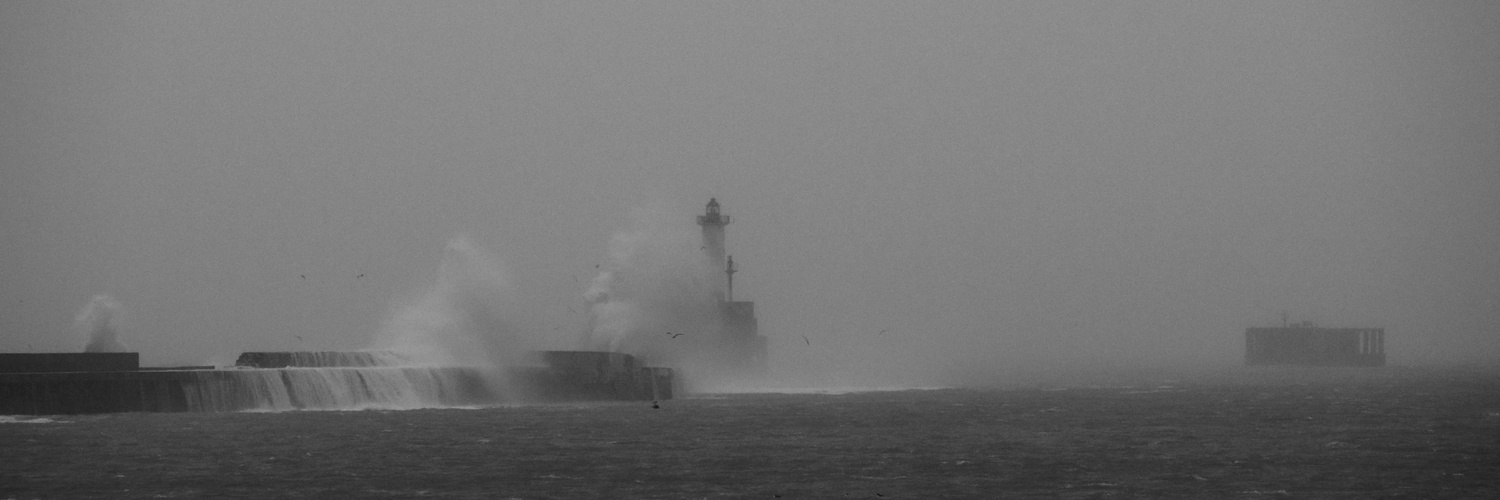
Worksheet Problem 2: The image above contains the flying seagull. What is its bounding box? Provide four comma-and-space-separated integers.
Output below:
356, 274, 365, 279
666, 332, 685, 338
801, 335, 810, 345
878, 329, 890, 335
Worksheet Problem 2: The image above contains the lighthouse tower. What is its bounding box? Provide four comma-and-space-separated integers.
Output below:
697, 198, 730, 301
695, 199, 766, 378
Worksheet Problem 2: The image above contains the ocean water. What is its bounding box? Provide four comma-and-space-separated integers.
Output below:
3, 366, 1497, 499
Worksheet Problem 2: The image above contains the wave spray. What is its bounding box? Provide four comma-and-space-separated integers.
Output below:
375, 236, 528, 369
76, 295, 127, 353
580, 203, 726, 386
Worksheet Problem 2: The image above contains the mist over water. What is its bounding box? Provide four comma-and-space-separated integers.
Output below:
76, 295, 126, 353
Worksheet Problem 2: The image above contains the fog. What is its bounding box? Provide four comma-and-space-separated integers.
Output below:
2, 1, 1497, 387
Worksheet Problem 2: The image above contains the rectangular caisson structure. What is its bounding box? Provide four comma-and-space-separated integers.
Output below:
1245, 326, 1385, 366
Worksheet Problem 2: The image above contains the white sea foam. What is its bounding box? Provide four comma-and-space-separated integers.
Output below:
0, 416, 71, 424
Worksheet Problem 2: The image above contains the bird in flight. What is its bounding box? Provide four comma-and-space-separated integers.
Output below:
356, 274, 365, 279
878, 329, 890, 335
801, 335, 810, 345
666, 332, 685, 339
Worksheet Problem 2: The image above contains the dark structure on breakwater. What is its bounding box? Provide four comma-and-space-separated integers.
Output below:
0, 350, 671, 415
697, 199, 768, 377
517, 351, 673, 402
1245, 323, 1386, 366
0, 353, 139, 373
234, 351, 405, 368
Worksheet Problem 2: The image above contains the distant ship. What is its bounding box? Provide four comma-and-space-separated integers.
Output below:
1245, 320, 1385, 367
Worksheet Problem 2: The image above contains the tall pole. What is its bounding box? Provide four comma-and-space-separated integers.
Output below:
726, 256, 737, 302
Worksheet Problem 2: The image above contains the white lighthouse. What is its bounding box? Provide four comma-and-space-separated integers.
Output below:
694, 198, 765, 377
697, 198, 730, 301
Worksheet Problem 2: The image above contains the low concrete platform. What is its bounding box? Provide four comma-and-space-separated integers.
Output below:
0, 353, 139, 373
234, 351, 405, 368
0, 351, 673, 414
510, 351, 673, 402
0, 366, 495, 414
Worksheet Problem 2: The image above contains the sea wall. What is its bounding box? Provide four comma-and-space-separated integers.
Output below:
508, 351, 673, 401
0, 353, 139, 373
0, 350, 673, 414
0, 366, 496, 414
0, 370, 190, 414
234, 351, 406, 368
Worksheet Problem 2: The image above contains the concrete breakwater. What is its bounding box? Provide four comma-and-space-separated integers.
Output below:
0, 351, 672, 414
233, 351, 409, 369
0, 353, 140, 374
0, 366, 492, 414
515, 351, 673, 402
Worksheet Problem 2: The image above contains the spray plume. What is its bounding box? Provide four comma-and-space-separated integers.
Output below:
374, 236, 526, 368
581, 203, 723, 370
76, 295, 128, 353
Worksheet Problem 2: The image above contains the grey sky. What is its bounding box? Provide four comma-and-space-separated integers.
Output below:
3, 1, 1497, 384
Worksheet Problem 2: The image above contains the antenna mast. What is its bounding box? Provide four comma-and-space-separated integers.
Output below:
726, 256, 737, 302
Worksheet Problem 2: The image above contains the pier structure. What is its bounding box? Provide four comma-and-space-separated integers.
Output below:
0, 350, 670, 414
1245, 322, 1386, 366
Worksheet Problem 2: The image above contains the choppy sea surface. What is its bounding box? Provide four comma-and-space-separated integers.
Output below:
3, 366, 1498, 499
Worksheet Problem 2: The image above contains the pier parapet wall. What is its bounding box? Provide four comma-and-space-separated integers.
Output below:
508, 351, 672, 401
0, 350, 672, 414
0, 353, 139, 373
234, 351, 406, 368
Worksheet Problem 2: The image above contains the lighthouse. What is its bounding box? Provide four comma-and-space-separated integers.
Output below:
697, 198, 730, 301
695, 199, 766, 377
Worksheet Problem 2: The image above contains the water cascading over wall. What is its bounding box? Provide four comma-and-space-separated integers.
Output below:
198, 350, 501, 411
233, 351, 410, 369
0, 352, 501, 414
180, 366, 497, 412
0, 349, 672, 413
